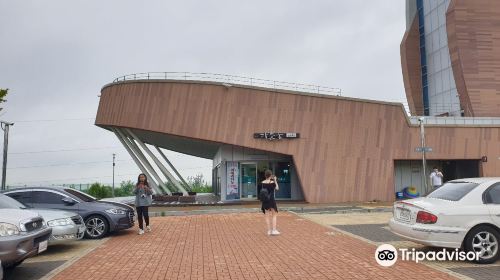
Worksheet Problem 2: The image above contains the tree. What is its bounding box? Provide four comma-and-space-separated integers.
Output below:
0, 88, 8, 111
115, 180, 135, 197
88, 182, 112, 199
186, 173, 212, 193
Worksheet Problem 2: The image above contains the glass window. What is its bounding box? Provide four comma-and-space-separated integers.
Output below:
274, 162, 292, 199
6, 191, 32, 206
424, 0, 431, 15
430, 0, 438, 11
427, 182, 478, 201
424, 15, 431, 35
32, 191, 65, 204
435, 71, 443, 93
431, 8, 438, 30
432, 29, 440, 51
439, 26, 447, 50
484, 184, 500, 204
433, 52, 443, 72
64, 188, 95, 202
440, 70, 448, 91
441, 48, 450, 73
438, 4, 446, 26
0, 194, 28, 209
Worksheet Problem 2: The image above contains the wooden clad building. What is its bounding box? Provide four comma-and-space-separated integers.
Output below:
95, 79, 500, 203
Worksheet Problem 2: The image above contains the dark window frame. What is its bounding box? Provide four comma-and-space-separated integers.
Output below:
483, 183, 500, 204
31, 190, 66, 205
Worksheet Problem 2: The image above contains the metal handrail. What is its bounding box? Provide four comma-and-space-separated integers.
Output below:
112, 72, 342, 96
408, 116, 500, 126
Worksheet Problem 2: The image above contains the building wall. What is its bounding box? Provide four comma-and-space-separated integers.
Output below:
403, 0, 500, 117
96, 81, 500, 203
401, 9, 424, 115
447, 0, 500, 117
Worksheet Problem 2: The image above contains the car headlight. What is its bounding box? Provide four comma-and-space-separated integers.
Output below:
0, 222, 20, 236
47, 218, 74, 227
105, 208, 126, 215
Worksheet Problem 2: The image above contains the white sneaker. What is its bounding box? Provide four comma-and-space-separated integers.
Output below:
267, 230, 272, 236
146, 225, 151, 232
138, 229, 144, 235
271, 230, 281, 236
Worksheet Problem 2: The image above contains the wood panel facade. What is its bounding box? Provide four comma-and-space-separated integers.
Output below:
446, 0, 500, 117
96, 81, 500, 203
401, 11, 424, 116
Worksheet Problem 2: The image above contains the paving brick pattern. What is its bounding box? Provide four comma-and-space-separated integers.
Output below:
51, 213, 457, 280
333, 224, 405, 243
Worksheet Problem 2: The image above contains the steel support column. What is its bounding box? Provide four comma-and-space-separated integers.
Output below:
118, 129, 172, 195
155, 146, 190, 191
125, 129, 188, 196
112, 128, 161, 194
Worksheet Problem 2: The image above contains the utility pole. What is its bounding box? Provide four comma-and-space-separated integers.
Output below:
418, 118, 428, 194
1, 121, 14, 191
112, 153, 116, 197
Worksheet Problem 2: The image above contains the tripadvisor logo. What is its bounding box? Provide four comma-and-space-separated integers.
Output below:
375, 244, 398, 267
375, 244, 480, 267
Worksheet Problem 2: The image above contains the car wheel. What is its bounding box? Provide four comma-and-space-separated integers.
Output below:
84, 215, 109, 239
465, 225, 500, 264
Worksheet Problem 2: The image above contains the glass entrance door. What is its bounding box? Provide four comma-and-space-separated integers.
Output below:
241, 163, 257, 199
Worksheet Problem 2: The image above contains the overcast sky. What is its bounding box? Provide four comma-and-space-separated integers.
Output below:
0, 0, 406, 188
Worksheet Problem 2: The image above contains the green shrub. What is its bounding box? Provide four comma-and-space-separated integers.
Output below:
114, 180, 135, 197
186, 173, 212, 193
87, 182, 112, 199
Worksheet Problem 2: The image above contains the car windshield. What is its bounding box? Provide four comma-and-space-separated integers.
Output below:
426, 181, 479, 201
64, 188, 96, 202
0, 194, 29, 209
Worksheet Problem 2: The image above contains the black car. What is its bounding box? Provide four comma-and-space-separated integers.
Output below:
3, 187, 135, 239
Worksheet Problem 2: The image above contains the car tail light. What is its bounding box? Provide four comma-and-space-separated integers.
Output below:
416, 211, 438, 224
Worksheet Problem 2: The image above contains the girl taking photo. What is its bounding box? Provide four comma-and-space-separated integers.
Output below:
134, 173, 153, 235
260, 169, 280, 236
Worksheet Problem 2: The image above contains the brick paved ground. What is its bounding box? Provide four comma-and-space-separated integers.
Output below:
51, 212, 456, 280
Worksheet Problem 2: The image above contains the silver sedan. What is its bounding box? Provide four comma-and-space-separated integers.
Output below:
1, 193, 85, 244
34, 209, 85, 243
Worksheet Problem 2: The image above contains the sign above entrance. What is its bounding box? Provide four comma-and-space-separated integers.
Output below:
415, 147, 433, 153
253, 132, 300, 141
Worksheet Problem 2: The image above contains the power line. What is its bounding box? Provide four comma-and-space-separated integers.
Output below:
8, 172, 140, 185
7, 159, 134, 170
12, 118, 95, 123
8, 146, 123, 155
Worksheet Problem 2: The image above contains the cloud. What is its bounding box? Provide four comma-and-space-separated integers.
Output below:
0, 0, 406, 186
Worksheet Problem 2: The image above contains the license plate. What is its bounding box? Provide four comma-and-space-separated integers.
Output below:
397, 207, 411, 222
38, 240, 48, 254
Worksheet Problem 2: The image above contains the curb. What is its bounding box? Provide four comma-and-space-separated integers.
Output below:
146, 206, 393, 217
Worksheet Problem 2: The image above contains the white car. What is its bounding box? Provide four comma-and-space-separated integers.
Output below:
389, 177, 500, 264
0, 193, 85, 244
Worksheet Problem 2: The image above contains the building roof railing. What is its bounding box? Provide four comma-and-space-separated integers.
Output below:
110, 72, 500, 127
112, 72, 342, 96
409, 116, 500, 126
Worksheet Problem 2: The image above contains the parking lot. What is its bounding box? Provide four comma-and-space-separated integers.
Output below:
5, 207, 500, 279
300, 211, 500, 280
3, 239, 106, 280
3, 209, 458, 280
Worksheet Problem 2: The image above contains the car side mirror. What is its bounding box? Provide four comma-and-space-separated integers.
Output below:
62, 197, 76, 205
